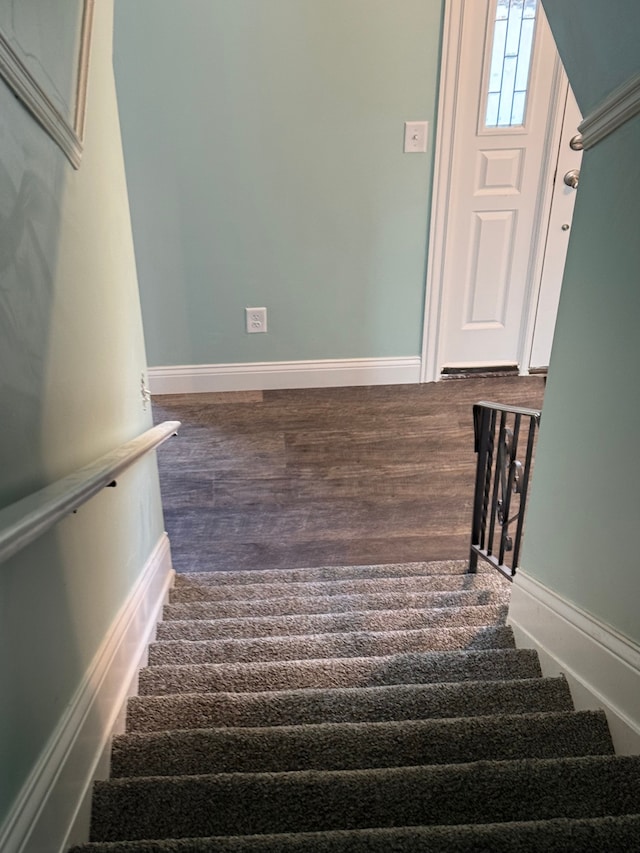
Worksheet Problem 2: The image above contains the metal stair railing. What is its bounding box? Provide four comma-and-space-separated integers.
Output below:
469, 401, 541, 580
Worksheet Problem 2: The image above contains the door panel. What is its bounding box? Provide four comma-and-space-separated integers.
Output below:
464, 211, 514, 327
529, 88, 583, 368
438, 0, 563, 370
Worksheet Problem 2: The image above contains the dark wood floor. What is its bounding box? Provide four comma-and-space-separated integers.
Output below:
152, 377, 545, 573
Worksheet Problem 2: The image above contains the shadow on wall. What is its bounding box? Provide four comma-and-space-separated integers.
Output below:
0, 155, 64, 508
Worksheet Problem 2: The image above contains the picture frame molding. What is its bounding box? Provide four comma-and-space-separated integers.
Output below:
0, 0, 95, 169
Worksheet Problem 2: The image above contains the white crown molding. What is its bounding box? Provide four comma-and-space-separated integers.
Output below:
509, 569, 640, 755
148, 357, 422, 395
0, 0, 94, 169
579, 72, 640, 150
0, 533, 173, 853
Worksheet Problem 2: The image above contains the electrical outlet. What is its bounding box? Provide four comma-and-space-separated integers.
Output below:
246, 307, 267, 333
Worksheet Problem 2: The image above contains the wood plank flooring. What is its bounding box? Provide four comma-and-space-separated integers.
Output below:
152, 377, 545, 573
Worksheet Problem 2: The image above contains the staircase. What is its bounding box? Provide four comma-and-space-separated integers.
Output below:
70, 560, 640, 852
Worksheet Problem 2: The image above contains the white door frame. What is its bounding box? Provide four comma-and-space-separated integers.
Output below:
421, 0, 569, 382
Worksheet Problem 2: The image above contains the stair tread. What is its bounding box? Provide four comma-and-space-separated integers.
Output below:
137, 646, 538, 696
68, 814, 640, 853
174, 560, 472, 586
168, 572, 507, 604
111, 709, 613, 777
127, 676, 572, 732
156, 603, 508, 640
164, 587, 510, 620
89, 755, 640, 842
147, 624, 515, 666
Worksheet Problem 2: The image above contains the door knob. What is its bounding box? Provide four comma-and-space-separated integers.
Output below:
564, 169, 580, 189
569, 133, 584, 151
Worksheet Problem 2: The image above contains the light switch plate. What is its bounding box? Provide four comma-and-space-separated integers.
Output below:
404, 121, 428, 153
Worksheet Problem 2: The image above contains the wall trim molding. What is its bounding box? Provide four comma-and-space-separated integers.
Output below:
0, 0, 94, 168
0, 533, 173, 853
579, 72, 640, 150
148, 357, 422, 395
509, 569, 640, 755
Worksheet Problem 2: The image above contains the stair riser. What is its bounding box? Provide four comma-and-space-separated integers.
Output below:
111, 711, 613, 778
127, 678, 573, 732
89, 756, 640, 842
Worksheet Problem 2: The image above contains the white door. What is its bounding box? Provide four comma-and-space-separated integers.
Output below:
423, 0, 575, 379
529, 87, 582, 369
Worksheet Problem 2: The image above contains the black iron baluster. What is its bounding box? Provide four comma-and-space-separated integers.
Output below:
498, 413, 521, 570
487, 411, 507, 559
468, 401, 541, 580
511, 413, 539, 571
470, 406, 500, 572
480, 408, 497, 553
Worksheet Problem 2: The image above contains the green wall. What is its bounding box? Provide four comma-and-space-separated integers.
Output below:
0, 0, 164, 830
113, 0, 443, 367
541, 0, 640, 114
522, 1, 640, 643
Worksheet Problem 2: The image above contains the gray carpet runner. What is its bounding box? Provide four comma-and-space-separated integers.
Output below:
70, 560, 640, 852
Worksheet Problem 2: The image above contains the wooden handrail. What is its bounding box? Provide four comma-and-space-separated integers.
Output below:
0, 420, 180, 566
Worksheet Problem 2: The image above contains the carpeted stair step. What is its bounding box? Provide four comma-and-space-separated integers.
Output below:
67, 813, 640, 853
127, 676, 573, 732
164, 586, 508, 621
172, 560, 476, 589
72, 559, 638, 852
137, 646, 541, 696
111, 710, 613, 778
156, 603, 508, 641
147, 624, 515, 666
169, 572, 506, 604
87, 754, 640, 842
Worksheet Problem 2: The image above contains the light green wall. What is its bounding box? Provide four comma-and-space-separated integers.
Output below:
0, 0, 164, 827
113, 0, 443, 366
522, 2, 640, 643
542, 0, 640, 114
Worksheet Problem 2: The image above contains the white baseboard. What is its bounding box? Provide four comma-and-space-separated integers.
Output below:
0, 533, 174, 853
509, 569, 640, 755
148, 357, 422, 394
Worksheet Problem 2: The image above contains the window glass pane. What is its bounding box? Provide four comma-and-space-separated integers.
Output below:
497, 54, 518, 125
514, 18, 536, 92
510, 91, 527, 125
486, 92, 500, 126
485, 0, 538, 128
488, 19, 508, 92
496, 0, 509, 19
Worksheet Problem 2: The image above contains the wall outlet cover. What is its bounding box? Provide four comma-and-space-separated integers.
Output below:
246, 307, 267, 333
